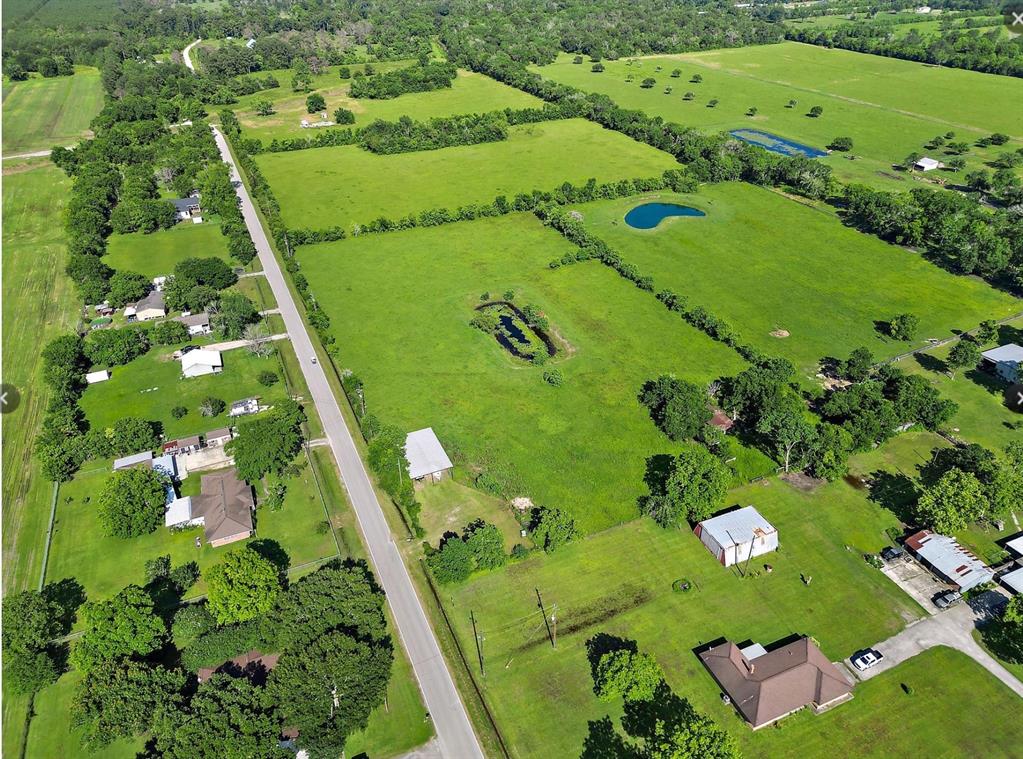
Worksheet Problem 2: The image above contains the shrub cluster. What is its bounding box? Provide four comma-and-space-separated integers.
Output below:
349, 61, 457, 99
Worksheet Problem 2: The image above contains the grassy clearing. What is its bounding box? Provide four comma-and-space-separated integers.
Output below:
896, 318, 1023, 452
437, 460, 921, 758
235, 67, 542, 143
571, 184, 1019, 380
103, 221, 233, 280
78, 345, 290, 439
298, 213, 746, 533
535, 42, 1023, 189
256, 118, 681, 229
2, 164, 79, 594
418, 476, 526, 547
48, 454, 338, 605
1, 68, 105, 154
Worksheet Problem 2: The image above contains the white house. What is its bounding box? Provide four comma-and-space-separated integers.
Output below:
694, 506, 779, 567
85, 370, 111, 384
229, 397, 260, 417
113, 450, 154, 471
127, 291, 166, 321
980, 343, 1023, 384
246, 38, 256, 49
180, 349, 223, 378
913, 156, 943, 172
404, 428, 454, 483
175, 312, 212, 336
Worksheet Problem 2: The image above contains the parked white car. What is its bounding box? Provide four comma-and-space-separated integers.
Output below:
851, 649, 884, 671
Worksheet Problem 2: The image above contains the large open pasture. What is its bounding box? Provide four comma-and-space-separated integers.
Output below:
1, 68, 104, 154
571, 184, 1020, 379
234, 67, 542, 144
535, 42, 1023, 189
297, 213, 747, 533
439, 452, 929, 758
103, 220, 233, 280
256, 118, 681, 229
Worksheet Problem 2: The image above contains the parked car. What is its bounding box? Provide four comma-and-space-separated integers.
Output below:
880, 545, 905, 562
934, 590, 962, 609
851, 649, 884, 671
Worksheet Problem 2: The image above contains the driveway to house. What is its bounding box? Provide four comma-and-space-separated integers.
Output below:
209, 126, 485, 758
182, 38, 201, 72
848, 593, 1023, 698
200, 332, 289, 352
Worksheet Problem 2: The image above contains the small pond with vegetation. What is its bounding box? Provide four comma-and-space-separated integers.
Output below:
624, 202, 706, 229
472, 301, 556, 362
729, 128, 827, 158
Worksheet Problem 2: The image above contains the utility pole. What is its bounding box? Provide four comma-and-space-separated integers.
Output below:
536, 588, 555, 649
470, 611, 485, 677
551, 603, 557, 649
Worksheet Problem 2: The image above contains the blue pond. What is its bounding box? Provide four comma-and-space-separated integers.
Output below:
729, 128, 826, 159
624, 202, 706, 230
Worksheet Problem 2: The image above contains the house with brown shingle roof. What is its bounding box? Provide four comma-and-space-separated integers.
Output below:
699, 637, 853, 729
191, 469, 255, 547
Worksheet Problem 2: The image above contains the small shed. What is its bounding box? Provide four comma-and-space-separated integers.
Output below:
205, 427, 233, 447
404, 428, 454, 482
181, 349, 223, 378
913, 156, 943, 172
85, 370, 111, 384
694, 506, 778, 567
113, 450, 154, 471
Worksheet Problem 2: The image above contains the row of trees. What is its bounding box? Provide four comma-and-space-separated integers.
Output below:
360, 111, 509, 153
787, 24, 1023, 78
349, 60, 457, 99
843, 184, 1022, 287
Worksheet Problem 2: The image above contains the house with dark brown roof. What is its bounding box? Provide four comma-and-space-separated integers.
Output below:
197, 650, 279, 684
699, 637, 853, 729
192, 469, 255, 547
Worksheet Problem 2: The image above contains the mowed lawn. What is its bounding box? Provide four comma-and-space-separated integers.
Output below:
440, 465, 923, 759
104, 220, 233, 280
298, 213, 746, 532
235, 67, 542, 144
535, 43, 1023, 189
897, 318, 1023, 453
257, 118, 681, 229
572, 184, 1020, 379
48, 457, 338, 605
79, 346, 289, 439
1, 67, 105, 154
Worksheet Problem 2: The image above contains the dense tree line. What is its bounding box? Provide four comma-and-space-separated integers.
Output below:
843, 184, 1022, 288
61, 557, 394, 757
349, 60, 457, 99
787, 23, 1023, 78
359, 112, 509, 153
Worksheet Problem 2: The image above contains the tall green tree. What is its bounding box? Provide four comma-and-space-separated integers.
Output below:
643, 444, 730, 527
916, 469, 987, 533
205, 546, 283, 624
946, 338, 981, 379
531, 506, 579, 553
639, 376, 711, 441
270, 631, 392, 756
97, 467, 168, 538
756, 400, 813, 472
71, 585, 167, 672
594, 650, 664, 703
72, 658, 185, 749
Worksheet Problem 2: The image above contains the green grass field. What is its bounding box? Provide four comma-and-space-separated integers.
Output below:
78, 346, 290, 440
896, 318, 1023, 452
298, 212, 747, 532
103, 221, 233, 280
418, 476, 526, 547
235, 67, 542, 144
1, 163, 80, 596
256, 118, 681, 229
438, 453, 924, 758
570, 184, 1020, 379
1, 68, 105, 154
535, 42, 1023, 189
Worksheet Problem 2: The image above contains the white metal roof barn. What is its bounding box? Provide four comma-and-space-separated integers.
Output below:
694, 506, 778, 567
404, 428, 454, 481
